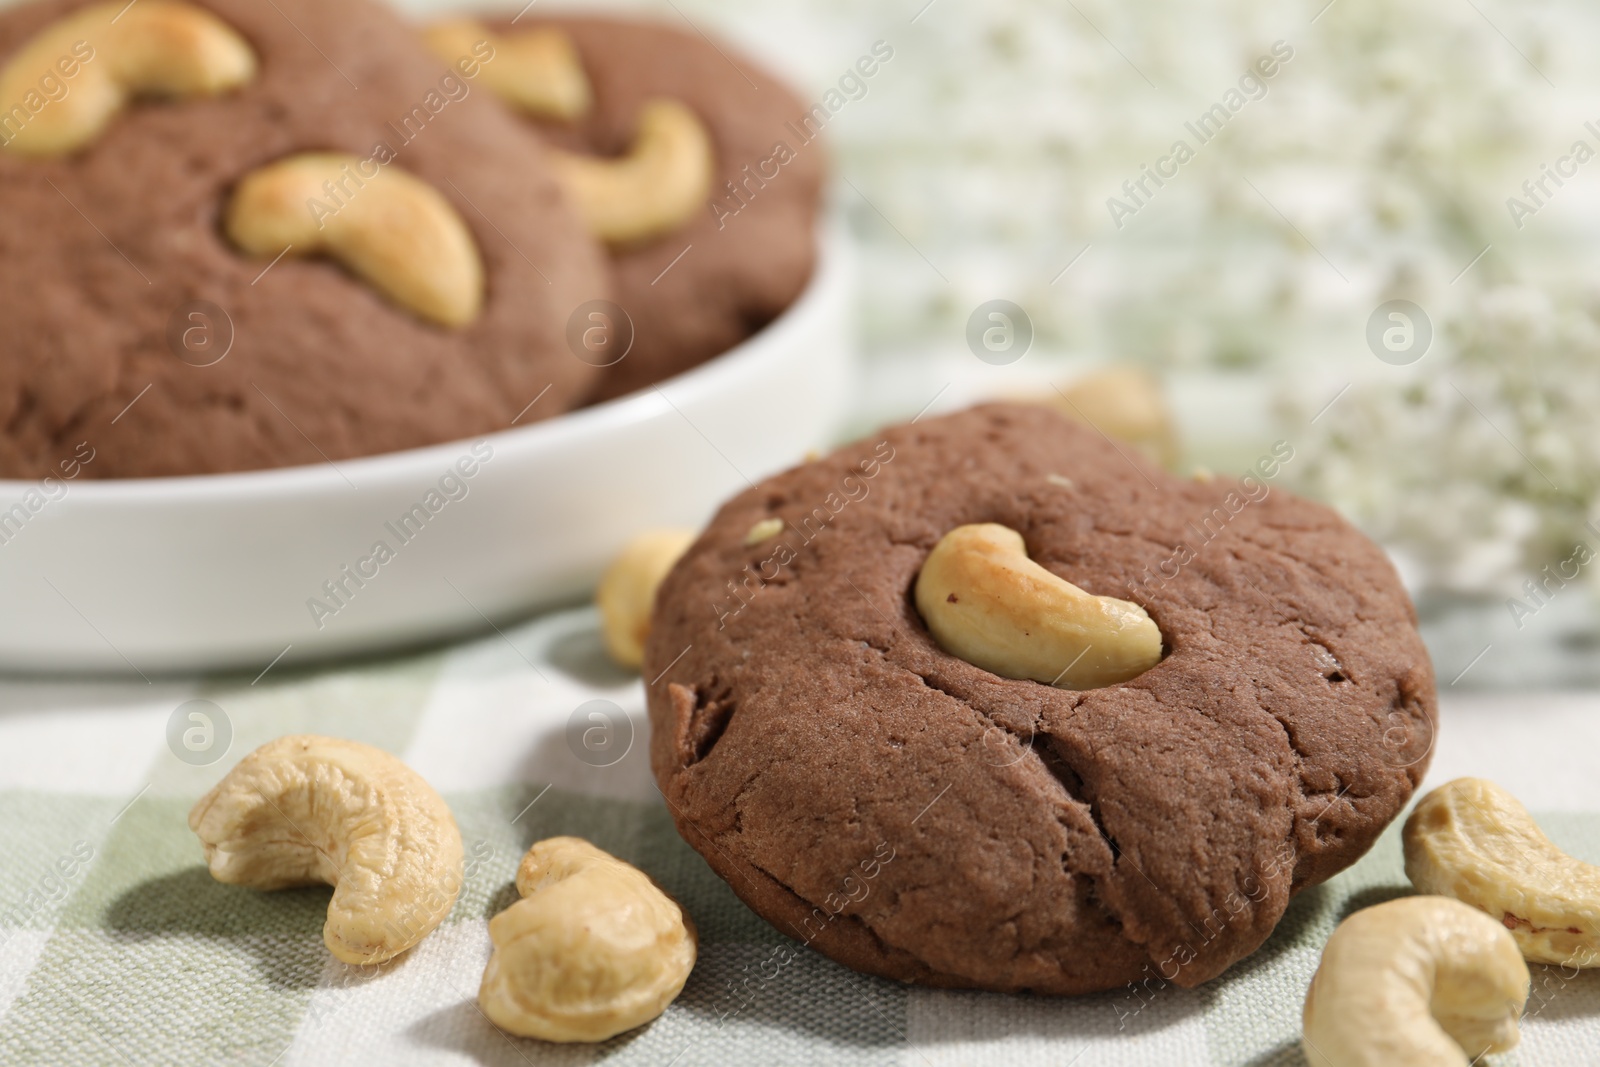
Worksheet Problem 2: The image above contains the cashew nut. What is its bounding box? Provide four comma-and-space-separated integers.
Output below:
547, 99, 714, 245
422, 19, 590, 121
480, 836, 697, 1042
1302, 896, 1528, 1067
188, 735, 465, 965
420, 22, 709, 244
1405, 776, 1600, 967
224, 153, 485, 327
914, 523, 1163, 689
1046, 367, 1179, 468
0, 0, 255, 158
596, 528, 695, 669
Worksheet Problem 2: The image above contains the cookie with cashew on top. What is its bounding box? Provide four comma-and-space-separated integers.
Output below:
644, 402, 1436, 993
0, 0, 607, 478
424, 14, 825, 403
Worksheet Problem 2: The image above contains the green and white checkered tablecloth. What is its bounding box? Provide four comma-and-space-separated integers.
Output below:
1, 605, 1598, 1065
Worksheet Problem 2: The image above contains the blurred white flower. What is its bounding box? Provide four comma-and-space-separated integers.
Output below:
1284, 284, 1600, 598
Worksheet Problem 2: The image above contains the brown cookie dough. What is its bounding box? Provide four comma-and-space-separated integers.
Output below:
645, 403, 1436, 994
0, 0, 607, 479
482, 14, 826, 403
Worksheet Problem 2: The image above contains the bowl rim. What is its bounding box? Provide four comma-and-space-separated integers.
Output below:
0, 223, 846, 503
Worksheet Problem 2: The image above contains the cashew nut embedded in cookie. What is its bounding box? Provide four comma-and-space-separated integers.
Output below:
1405, 776, 1600, 967
1302, 896, 1528, 1067
597, 528, 695, 669
914, 523, 1163, 689
548, 99, 715, 245
423, 19, 590, 121
744, 517, 784, 546
420, 22, 709, 243
224, 153, 485, 327
480, 836, 697, 1042
0, 0, 255, 158
189, 735, 465, 965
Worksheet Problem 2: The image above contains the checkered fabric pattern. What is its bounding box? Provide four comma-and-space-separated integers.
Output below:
1, 605, 1597, 1065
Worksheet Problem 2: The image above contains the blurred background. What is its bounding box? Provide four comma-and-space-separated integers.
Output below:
2, 4, 1596, 1061
401, 0, 1600, 689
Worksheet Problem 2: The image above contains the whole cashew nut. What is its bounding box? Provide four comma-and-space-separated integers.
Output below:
224, 153, 485, 327
480, 836, 697, 1042
1302, 896, 1529, 1067
914, 523, 1163, 689
1405, 776, 1600, 967
422, 19, 590, 121
189, 735, 465, 965
1050, 367, 1180, 469
547, 99, 715, 245
596, 528, 695, 669
421, 19, 711, 246
0, 0, 256, 158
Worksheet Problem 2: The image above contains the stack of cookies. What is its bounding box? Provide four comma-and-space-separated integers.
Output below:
0, 0, 824, 478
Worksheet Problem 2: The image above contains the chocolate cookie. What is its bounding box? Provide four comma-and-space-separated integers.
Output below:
447, 14, 825, 403
0, 0, 607, 479
645, 403, 1436, 993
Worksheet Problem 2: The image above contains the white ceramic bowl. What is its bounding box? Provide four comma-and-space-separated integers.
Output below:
0, 228, 853, 675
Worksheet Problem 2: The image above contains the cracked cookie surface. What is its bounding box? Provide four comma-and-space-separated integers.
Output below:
645, 402, 1436, 993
